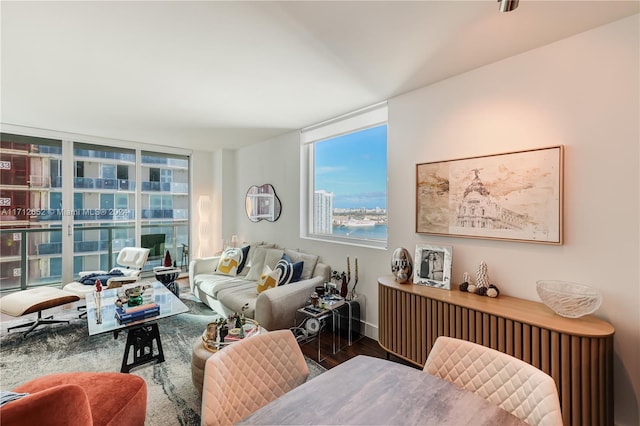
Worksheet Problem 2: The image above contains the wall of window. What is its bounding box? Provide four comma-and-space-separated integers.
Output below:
140, 151, 189, 269
0, 134, 63, 290
0, 133, 191, 291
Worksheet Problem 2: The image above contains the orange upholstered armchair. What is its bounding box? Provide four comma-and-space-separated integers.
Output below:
1, 372, 147, 426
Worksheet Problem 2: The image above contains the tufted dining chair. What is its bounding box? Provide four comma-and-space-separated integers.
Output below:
200, 329, 309, 426
424, 336, 563, 426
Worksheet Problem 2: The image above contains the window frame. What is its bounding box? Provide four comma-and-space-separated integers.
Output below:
1, 128, 191, 288
300, 102, 388, 249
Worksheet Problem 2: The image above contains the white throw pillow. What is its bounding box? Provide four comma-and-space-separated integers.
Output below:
257, 265, 281, 294
238, 241, 264, 276
245, 247, 268, 281
263, 248, 285, 271
215, 247, 244, 277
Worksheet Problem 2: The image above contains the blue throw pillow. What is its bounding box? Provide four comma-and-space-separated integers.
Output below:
275, 254, 304, 285
237, 245, 251, 274
290, 261, 304, 283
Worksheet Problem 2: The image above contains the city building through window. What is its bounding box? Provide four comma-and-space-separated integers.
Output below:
0, 133, 190, 290
301, 102, 388, 248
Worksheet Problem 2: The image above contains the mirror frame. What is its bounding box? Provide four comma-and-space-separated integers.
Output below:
245, 184, 282, 222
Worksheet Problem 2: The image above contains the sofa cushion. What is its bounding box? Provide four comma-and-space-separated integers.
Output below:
257, 266, 280, 294
275, 254, 304, 286
217, 283, 259, 318
194, 274, 252, 300
264, 248, 285, 271
284, 249, 319, 280
236, 245, 251, 274
238, 242, 267, 276
246, 247, 284, 281
215, 247, 247, 277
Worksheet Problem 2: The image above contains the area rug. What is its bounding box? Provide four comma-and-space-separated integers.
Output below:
0, 291, 326, 426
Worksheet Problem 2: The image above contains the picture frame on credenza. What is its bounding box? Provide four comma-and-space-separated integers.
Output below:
414, 244, 452, 290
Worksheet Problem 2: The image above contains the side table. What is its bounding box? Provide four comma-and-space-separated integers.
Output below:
293, 306, 336, 363
191, 322, 267, 394
333, 295, 364, 349
293, 295, 364, 362
191, 338, 214, 394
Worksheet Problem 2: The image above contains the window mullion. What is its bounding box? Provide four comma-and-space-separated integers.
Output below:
60, 139, 74, 285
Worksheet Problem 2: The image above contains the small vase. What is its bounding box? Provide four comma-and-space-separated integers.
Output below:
127, 294, 143, 307
95, 292, 103, 324
340, 276, 348, 298
163, 249, 173, 268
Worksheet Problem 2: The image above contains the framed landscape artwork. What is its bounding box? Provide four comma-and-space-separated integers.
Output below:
414, 244, 452, 289
416, 146, 563, 244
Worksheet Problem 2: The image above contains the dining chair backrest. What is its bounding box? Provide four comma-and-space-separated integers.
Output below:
424, 336, 563, 426
112, 247, 150, 277
200, 329, 309, 426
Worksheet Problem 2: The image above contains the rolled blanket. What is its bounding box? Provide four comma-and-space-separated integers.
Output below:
79, 270, 125, 285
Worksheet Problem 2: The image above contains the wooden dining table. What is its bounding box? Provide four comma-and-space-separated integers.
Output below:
238, 355, 527, 425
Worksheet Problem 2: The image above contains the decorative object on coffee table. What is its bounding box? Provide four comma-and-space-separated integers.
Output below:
94, 279, 103, 324
536, 280, 602, 318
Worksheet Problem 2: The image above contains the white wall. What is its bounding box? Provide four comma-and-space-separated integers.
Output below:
389, 15, 639, 426
230, 15, 639, 424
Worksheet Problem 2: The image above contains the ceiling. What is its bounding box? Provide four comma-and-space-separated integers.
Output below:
1, 1, 638, 152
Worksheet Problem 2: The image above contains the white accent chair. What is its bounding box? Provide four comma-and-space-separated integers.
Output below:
63, 247, 150, 316
424, 336, 563, 426
200, 329, 309, 426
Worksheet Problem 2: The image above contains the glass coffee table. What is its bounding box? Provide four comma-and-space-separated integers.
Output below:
85, 281, 189, 373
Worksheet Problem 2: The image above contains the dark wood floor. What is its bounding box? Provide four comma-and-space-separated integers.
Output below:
298, 328, 419, 371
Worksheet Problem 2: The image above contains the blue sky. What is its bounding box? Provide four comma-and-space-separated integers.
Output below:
314, 124, 387, 209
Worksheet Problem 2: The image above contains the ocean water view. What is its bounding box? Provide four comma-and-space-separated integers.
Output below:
332, 224, 387, 240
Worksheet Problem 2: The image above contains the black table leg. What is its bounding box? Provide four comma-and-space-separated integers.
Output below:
120, 322, 165, 373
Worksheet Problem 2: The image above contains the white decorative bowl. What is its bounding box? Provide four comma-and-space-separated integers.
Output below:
536, 280, 602, 318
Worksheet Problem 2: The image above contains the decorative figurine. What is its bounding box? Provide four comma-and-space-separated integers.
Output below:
487, 284, 500, 298
391, 248, 413, 284
348, 257, 359, 300
475, 261, 490, 296
163, 249, 173, 268
459, 272, 471, 292
331, 269, 348, 298
340, 274, 348, 298
460, 265, 500, 298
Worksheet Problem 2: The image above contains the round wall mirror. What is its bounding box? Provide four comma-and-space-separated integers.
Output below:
245, 184, 282, 222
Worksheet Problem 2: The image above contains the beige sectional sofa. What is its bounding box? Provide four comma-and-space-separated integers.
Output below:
189, 243, 331, 331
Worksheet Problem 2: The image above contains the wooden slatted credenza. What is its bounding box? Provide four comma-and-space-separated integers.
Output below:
378, 275, 614, 426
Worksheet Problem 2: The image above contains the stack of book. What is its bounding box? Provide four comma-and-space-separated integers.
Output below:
115, 302, 160, 324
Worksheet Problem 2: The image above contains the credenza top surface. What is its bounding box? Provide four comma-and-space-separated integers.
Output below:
378, 275, 614, 337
